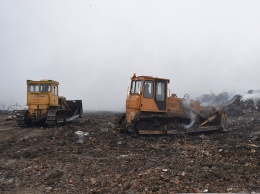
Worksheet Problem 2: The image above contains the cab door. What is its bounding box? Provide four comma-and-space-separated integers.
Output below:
50, 85, 59, 106
140, 80, 157, 111
155, 80, 167, 110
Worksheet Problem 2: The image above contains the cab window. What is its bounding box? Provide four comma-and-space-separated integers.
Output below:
156, 82, 166, 101
28, 84, 39, 92
131, 80, 143, 94
40, 84, 51, 92
144, 81, 153, 98
52, 85, 58, 96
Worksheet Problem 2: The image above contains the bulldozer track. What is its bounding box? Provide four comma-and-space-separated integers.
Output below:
15, 110, 29, 127
137, 115, 189, 132
125, 113, 190, 134
46, 109, 58, 127
46, 109, 79, 127
15, 108, 81, 128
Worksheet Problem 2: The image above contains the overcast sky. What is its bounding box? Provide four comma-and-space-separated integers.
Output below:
0, 0, 260, 111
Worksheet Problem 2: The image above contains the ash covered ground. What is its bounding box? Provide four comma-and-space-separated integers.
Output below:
0, 94, 260, 193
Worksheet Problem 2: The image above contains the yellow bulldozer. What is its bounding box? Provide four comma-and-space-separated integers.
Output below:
117, 74, 228, 134
16, 79, 83, 127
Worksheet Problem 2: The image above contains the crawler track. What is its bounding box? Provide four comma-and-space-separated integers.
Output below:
46, 109, 80, 127
46, 109, 58, 127
16, 109, 80, 128
122, 112, 191, 134
15, 110, 29, 127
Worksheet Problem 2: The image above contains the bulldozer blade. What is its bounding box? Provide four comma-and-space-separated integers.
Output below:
137, 126, 222, 135
66, 100, 83, 118
167, 126, 221, 135
199, 114, 218, 127
198, 108, 228, 131
220, 111, 229, 131
138, 130, 166, 135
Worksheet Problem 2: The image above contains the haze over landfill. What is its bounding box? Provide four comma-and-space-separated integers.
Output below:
1, 0, 260, 111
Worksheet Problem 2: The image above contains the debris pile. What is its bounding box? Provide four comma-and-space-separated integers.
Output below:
0, 106, 259, 193
225, 95, 260, 117
197, 92, 231, 106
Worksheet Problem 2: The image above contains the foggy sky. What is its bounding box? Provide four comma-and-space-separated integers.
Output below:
0, 0, 260, 111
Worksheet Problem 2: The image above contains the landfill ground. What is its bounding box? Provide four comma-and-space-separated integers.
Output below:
0, 97, 260, 193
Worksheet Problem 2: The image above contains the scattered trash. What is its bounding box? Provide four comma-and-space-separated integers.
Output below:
119, 155, 128, 158
172, 177, 180, 184
75, 131, 89, 143
89, 178, 97, 185
247, 144, 259, 148
0, 109, 259, 193
201, 150, 210, 156
101, 128, 109, 132
192, 187, 201, 193
4, 116, 13, 121
161, 169, 169, 172
108, 122, 115, 128
226, 187, 233, 192
45, 187, 53, 193
250, 132, 260, 141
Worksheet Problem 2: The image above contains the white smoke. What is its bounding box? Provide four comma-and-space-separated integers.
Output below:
181, 98, 197, 129
184, 111, 196, 129
242, 91, 260, 109
196, 92, 232, 107
181, 97, 192, 107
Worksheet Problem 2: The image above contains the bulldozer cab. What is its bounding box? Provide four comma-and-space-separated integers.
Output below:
128, 74, 169, 112
27, 80, 59, 107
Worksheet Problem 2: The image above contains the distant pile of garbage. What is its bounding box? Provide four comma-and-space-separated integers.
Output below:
197, 90, 260, 117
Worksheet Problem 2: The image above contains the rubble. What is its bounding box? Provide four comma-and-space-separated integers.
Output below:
0, 103, 259, 193
75, 131, 89, 143
4, 116, 13, 121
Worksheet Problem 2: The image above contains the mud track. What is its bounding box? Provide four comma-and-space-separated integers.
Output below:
0, 111, 259, 193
